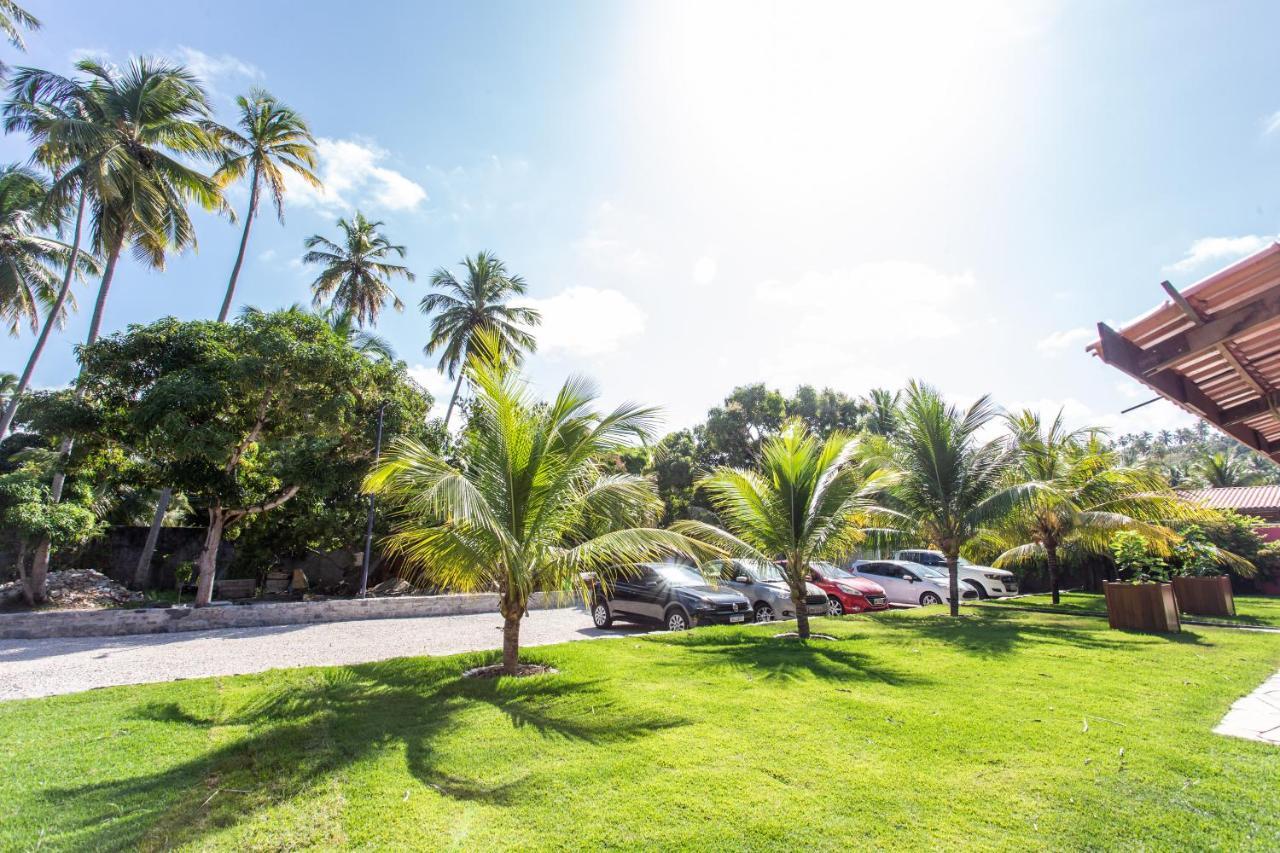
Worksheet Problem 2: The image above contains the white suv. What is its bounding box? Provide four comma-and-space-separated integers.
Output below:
892, 549, 1018, 598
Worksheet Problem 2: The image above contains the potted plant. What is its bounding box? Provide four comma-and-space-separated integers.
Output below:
1103, 531, 1180, 632
1169, 525, 1236, 617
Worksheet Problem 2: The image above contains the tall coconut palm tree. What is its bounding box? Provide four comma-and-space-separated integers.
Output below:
213, 89, 320, 321
0, 1, 38, 78
3, 57, 228, 602
990, 410, 1190, 604
0, 164, 93, 335
671, 419, 896, 639
304, 212, 412, 328
420, 251, 541, 427
862, 387, 900, 436
888, 381, 1032, 616
365, 328, 703, 675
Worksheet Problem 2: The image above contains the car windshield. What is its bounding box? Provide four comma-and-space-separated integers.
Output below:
740, 560, 786, 582
813, 562, 853, 579
911, 563, 947, 579
653, 564, 706, 586
957, 557, 973, 567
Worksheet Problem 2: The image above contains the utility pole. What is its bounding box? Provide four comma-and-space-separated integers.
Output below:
359, 402, 387, 597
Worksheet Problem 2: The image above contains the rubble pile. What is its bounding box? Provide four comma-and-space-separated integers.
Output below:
0, 569, 143, 610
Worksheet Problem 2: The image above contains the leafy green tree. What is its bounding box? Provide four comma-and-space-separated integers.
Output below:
3, 58, 228, 600
1109, 531, 1169, 583
786, 385, 868, 437
702, 384, 786, 468
0, 1, 38, 78
672, 419, 895, 639
213, 89, 320, 321
304, 211, 413, 328
73, 308, 419, 606
989, 410, 1190, 604
0, 460, 98, 605
366, 329, 700, 675
649, 428, 702, 523
420, 251, 541, 427
889, 381, 1029, 616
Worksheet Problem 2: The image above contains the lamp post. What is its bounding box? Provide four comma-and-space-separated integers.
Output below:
359, 401, 387, 597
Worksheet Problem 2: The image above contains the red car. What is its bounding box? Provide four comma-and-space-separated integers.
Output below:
807, 561, 890, 615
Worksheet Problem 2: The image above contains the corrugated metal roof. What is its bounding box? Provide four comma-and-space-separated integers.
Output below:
1178, 485, 1280, 512
1090, 243, 1280, 464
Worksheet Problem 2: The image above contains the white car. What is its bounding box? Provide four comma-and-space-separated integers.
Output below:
892, 549, 1019, 598
849, 559, 978, 607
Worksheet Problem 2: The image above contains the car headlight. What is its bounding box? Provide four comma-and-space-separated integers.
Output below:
984, 573, 1006, 580
835, 583, 863, 596
693, 599, 717, 610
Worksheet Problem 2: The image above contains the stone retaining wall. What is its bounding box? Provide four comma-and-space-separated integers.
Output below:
0, 591, 581, 640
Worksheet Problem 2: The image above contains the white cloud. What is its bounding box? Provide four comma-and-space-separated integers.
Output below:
518, 287, 647, 356
1264, 111, 1280, 136
1036, 326, 1094, 355
407, 363, 459, 406
170, 46, 262, 88
693, 255, 718, 285
756, 262, 975, 340
1002, 394, 1196, 438
1164, 235, 1272, 274
288, 138, 427, 213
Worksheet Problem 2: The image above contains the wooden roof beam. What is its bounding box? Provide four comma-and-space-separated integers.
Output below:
1138, 284, 1280, 375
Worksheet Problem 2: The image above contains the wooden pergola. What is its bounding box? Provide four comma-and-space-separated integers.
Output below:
1089, 242, 1280, 464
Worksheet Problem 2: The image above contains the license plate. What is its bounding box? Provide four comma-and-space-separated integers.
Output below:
729, 614, 746, 623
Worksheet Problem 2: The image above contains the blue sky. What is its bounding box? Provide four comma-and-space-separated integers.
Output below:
4, 0, 1280, 436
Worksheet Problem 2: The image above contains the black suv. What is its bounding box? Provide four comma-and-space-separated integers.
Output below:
589, 563, 752, 632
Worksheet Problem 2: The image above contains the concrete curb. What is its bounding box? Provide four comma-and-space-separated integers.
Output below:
0, 590, 581, 640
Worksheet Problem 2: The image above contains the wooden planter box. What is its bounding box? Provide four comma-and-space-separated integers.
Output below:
1171, 575, 1235, 618
215, 578, 258, 600
1103, 582, 1180, 633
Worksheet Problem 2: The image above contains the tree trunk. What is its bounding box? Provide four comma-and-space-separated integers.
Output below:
27, 538, 51, 605
218, 170, 259, 322
15, 540, 31, 607
443, 370, 465, 428
26, 233, 125, 601
946, 553, 960, 617
789, 554, 810, 638
133, 486, 171, 590
1045, 540, 1061, 605
501, 610, 522, 674
0, 185, 87, 442
193, 509, 226, 607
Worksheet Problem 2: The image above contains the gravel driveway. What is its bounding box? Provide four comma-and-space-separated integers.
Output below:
0, 607, 651, 701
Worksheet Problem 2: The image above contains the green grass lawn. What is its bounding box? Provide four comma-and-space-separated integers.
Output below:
2, 608, 1279, 851
981, 591, 1280, 628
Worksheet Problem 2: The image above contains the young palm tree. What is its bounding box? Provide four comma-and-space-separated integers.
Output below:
889, 381, 1030, 616
3, 58, 228, 602
0, 164, 93, 336
0, 1, 38, 78
304, 212, 412, 328
1195, 450, 1258, 488
213, 89, 320, 321
365, 329, 702, 675
862, 387, 901, 436
671, 419, 896, 639
991, 410, 1190, 604
420, 251, 541, 427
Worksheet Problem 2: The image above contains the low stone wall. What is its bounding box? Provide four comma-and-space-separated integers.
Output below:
0, 591, 581, 640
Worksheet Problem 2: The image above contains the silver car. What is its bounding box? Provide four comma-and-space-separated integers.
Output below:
707, 558, 828, 622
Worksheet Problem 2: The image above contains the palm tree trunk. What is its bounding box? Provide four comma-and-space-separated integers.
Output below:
1045, 540, 1061, 605
946, 554, 960, 617
501, 611, 522, 674
218, 170, 259, 322
789, 557, 811, 638
0, 185, 87, 442
193, 508, 226, 607
27, 232, 125, 603
443, 369, 465, 428
133, 486, 171, 589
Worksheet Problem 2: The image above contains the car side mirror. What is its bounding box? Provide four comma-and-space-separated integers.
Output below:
905, 575, 917, 583
735, 576, 750, 584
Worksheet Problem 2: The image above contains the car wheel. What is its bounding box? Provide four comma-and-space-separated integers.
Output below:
665, 607, 689, 632
964, 581, 989, 599
919, 591, 943, 607
753, 602, 775, 623
591, 599, 613, 628
826, 596, 844, 616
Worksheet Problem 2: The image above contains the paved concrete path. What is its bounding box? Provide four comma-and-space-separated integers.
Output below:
0, 607, 651, 701
1215, 668, 1280, 745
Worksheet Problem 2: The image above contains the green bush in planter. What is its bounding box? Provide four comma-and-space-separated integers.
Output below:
1171, 525, 1222, 577
1109, 530, 1169, 583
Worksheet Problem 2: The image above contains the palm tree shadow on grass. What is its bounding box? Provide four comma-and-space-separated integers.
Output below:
40, 654, 688, 850
873, 608, 1213, 656
647, 630, 928, 686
